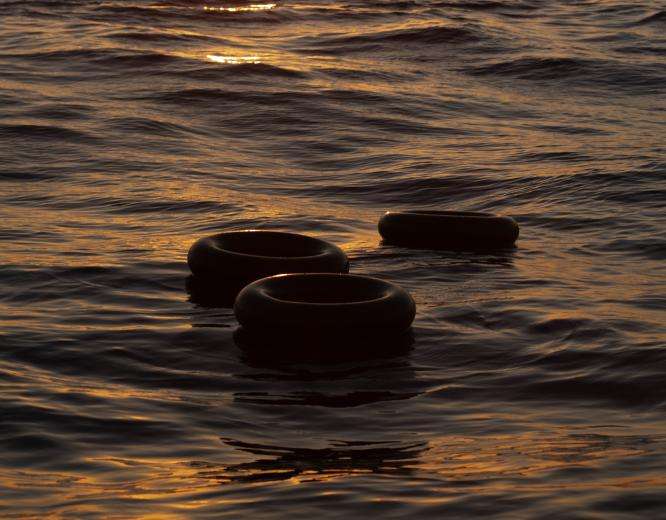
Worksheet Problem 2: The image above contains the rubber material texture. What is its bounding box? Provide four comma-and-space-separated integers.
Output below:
234, 273, 416, 337
187, 230, 349, 281
378, 210, 519, 250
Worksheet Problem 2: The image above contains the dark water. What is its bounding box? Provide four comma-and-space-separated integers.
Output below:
1, 0, 665, 516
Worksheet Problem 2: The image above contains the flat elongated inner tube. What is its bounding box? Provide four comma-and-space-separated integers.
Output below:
234, 273, 416, 336
187, 231, 349, 281
378, 210, 519, 250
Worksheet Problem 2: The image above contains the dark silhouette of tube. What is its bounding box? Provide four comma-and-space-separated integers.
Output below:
379, 210, 519, 250
188, 230, 349, 280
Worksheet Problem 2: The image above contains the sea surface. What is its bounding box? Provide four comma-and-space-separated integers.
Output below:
1, 0, 665, 517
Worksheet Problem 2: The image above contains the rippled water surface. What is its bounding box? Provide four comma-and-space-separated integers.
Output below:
1, 0, 665, 517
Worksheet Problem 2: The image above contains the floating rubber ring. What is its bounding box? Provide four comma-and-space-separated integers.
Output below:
378, 210, 519, 249
187, 231, 349, 281
234, 273, 416, 338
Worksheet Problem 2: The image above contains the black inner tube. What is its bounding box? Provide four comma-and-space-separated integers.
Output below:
378, 210, 519, 250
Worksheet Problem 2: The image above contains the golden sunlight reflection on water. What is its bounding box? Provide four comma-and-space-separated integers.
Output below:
207, 54, 262, 64
2, 0, 665, 516
2, 428, 663, 514
203, 3, 276, 13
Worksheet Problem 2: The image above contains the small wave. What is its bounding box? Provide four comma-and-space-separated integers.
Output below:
2, 48, 189, 71
470, 57, 593, 80
0, 0, 73, 7
10, 192, 242, 216
91, 50, 186, 69
235, 390, 418, 407
521, 374, 665, 408
91, 3, 287, 24
0, 93, 25, 108
353, 25, 479, 44
319, 66, 417, 83
0, 229, 62, 242
3, 48, 107, 62
14, 47, 305, 79
168, 62, 307, 81
19, 104, 93, 121
596, 238, 666, 261
533, 124, 612, 136
3, 398, 183, 441
432, 0, 539, 11
293, 24, 480, 54
149, 88, 241, 105
468, 56, 666, 93
620, 295, 666, 312
603, 188, 666, 206
631, 10, 666, 26
505, 169, 665, 212
0, 124, 98, 143
0, 169, 55, 182
516, 214, 625, 232
613, 45, 666, 57
595, 490, 666, 516
267, 173, 516, 205
509, 150, 592, 164
147, 88, 327, 108
91, 197, 241, 216
104, 117, 198, 138
595, 3, 645, 16
104, 30, 222, 44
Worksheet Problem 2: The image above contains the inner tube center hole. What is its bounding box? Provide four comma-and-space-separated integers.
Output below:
269, 278, 387, 304
222, 234, 323, 257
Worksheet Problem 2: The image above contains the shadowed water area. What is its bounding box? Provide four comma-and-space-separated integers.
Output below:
1, 0, 665, 517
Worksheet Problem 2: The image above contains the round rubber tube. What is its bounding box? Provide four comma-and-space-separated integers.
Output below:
187, 230, 349, 281
234, 273, 416, 337
378, 210, 519, 249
